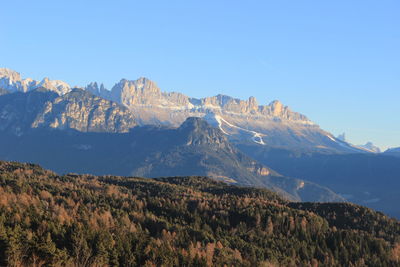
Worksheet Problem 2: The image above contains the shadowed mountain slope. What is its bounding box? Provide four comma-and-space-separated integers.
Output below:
0, 117, 343, 203
236, 143, 400, 218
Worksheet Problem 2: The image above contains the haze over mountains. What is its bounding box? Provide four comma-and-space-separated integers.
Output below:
1, 68, 399, 218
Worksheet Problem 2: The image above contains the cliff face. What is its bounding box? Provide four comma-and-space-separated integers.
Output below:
110, 78, 163, 106
0, 68, 363, 152
87, 77, 354, 152
102, 78, 310, 124
0, 88, 136, 135
0, 68, 312, 127
32, 89, 136, 132
178, 117, 230, 148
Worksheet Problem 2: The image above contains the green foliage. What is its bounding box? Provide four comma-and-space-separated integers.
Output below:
0, 161, 399, 266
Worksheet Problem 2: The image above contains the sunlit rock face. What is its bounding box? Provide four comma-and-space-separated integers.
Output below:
88, 77, 361, 153
0, 88, 136, 135
32, 88, 137, 133
0, 68, 365, 152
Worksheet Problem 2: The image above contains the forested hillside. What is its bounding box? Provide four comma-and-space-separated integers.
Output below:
0, 161, 399, 266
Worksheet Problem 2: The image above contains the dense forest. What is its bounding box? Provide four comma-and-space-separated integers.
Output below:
0, 161, 399, 266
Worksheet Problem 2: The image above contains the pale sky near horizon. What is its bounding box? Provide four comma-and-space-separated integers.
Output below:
1, 0, 399, 150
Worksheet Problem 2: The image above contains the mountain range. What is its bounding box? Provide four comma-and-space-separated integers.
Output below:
0, 95, 343, 203
0, 87, 136, 135
0, 68, 368, 153
0, 68, 399, 218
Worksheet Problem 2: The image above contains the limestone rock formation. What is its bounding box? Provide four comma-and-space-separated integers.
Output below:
0, 88, 136, 134
0, 68, 366, 152
86, 77, 360, 152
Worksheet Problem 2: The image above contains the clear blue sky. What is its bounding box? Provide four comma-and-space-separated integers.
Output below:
1, 0, 399, 149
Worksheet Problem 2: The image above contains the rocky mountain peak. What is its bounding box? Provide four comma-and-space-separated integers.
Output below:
1, 68, 359, 152
337, 133, 346, 142
0, 68, 71, 95
180, 117, 213, 131
0, 68, 21, 81
85, 82, 111, 99
358, 142, 381, 153
0, 68, 27, 92
0, 87, 136, 135
269, 100, 284, 116
178, 117, 228, 147
111, 77, 161, 106
248, 96, 258, 110
37, 77, 70, 95
85, 82, 99, 95
87, 81, 99, 90
135, 76, 154, 85
116, 77, 159, 91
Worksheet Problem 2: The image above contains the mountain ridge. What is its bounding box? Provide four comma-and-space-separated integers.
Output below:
0, 87, 136, 135
385, 147, 400, 157
0, 68, 366, 153
1, 68, 400, 217
0, 116, 345, 203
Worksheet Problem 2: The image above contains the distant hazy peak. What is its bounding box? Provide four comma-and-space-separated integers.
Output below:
356, 141, 381, 153
109, 77, 162, 106
0, 68, 21, 79
38, 77, 70, 94
337, 133, 346, 142
0, 68, 71, 95
178, 117, 232, 148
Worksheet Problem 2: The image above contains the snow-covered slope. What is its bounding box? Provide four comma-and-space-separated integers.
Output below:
204, 113, 266, 145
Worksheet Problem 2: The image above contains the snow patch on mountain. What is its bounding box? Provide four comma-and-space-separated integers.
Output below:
204, 113, 266, 145
326, 134, 337, 142
211, 114, 229, 135
252, 133, 265, 145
